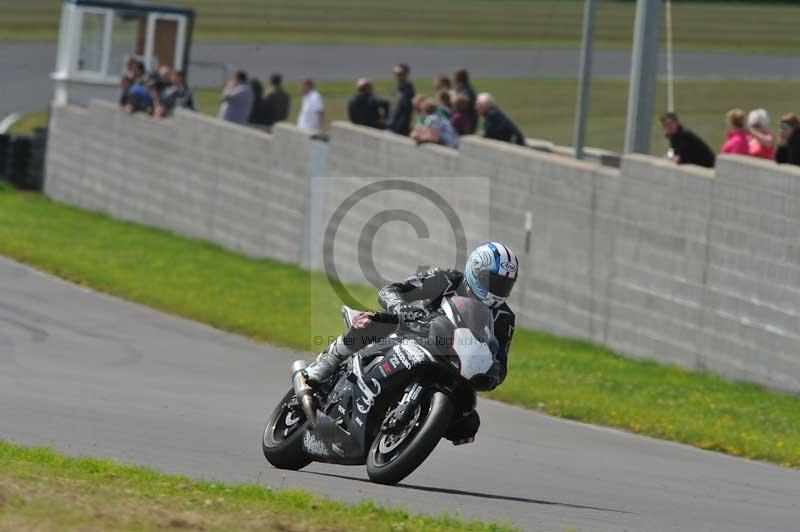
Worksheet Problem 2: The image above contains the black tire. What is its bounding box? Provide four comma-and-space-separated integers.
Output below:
262, 388, 312, 470
366, 390, 453, 485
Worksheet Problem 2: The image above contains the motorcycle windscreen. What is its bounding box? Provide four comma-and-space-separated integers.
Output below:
443, 296, 495, 342
452, 327, 494, 379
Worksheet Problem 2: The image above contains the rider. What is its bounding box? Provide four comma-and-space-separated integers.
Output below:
304, 241, 518, 441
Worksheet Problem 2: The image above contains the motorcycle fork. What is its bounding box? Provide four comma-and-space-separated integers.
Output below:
381, 382, 424, 432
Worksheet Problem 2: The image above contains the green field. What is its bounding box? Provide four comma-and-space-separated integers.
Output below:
2, 0, 800, 52
0, 440, 510, 531
0, 187, 798, 468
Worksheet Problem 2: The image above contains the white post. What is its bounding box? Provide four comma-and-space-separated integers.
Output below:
665, 0, 675, 112
624, 0, 663, 154
144, 13, 156, 71
573, 0, 598, 161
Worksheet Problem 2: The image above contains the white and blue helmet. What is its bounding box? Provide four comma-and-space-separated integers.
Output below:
464, 242, 519, 308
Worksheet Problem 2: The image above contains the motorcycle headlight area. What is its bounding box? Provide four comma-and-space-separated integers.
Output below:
452, 327, 494, 379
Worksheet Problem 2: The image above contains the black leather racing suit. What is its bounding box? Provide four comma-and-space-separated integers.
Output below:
329, 268, 515, 442
378, 268, 515, 387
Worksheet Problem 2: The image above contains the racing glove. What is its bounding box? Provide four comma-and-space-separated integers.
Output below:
393, 304, 427, 323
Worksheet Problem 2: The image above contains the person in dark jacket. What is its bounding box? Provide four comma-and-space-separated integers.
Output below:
660, 112, 715, 168
776, 113, 800, 166
157, 70, 195, 117
301, 242, 520, 445
453, 68, 478, 134
247, 78, 266, 125
262, 73, 291, 128
450, 93, 471, 135
476, 93, 525, 146
387, 63, 415, 136
347, 78, 390, 129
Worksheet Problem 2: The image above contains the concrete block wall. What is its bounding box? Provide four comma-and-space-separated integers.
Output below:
325, 123, 800, 392
45, 100, 312, 265
601, 155, 714, 369
701, 156, 800, 389
45, 111, 800, 392
325, 123, 482, 293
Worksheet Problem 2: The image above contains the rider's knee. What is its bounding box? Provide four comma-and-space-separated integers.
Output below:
445, 409, 480, 442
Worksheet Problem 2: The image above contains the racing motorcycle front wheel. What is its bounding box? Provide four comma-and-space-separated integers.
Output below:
262, 388, 312, 470
366, 389, 453, 485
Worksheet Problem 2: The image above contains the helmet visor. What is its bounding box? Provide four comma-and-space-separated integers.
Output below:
478, 271, 516, 299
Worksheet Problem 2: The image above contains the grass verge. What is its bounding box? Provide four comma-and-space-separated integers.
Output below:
2, 0, 800, 53
5, 109, 48, 135
15, 78, 800, 154
0, 440, 510, 531
1, 188, 799, 468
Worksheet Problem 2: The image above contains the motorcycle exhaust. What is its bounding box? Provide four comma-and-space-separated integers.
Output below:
291, 360, 317, 429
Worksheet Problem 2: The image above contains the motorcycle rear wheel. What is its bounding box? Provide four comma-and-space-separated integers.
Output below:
366, 390, 453, 485
262, 388, 312, 470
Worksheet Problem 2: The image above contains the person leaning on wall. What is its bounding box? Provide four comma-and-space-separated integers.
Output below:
659, 112, 715, 168
476, 93, 525, 146
746, 108, 775, 160
720, 108, 749, 156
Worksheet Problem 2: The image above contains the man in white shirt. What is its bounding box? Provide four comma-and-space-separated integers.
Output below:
297, 79, 324, 132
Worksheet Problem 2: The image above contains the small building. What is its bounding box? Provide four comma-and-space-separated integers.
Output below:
52, 0, 195, 106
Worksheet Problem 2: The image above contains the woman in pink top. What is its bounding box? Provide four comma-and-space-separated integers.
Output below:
746, 108, 776, 160
721, 108, 750, 155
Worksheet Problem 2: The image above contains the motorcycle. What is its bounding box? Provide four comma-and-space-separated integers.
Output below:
261, 295, 500, 485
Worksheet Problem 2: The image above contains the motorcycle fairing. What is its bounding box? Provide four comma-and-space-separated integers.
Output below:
299, 338, 441, 464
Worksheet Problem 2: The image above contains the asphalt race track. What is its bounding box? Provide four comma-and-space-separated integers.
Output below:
2, 256, 800, 530
3, 41, 800, 120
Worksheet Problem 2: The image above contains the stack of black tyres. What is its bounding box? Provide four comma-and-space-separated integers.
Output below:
0, 128, 47, 190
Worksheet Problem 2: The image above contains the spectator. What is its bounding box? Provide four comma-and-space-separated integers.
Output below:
118, 75, 133, 109
124, 57, 137, 78
129, 60, 146, 84
248, 78, 266, 125
437, 89, 452, 120
154, 65, 173, 94
476, 93, 525, 146
262, 73, 291, 128
411, 98, 459, 149
297, 78, 324, 132
659, 112, 715, 168
453, 68, 478, 134
412, 94, 427, 128
387, 63, 415, 136
347, 78, 389, 129
434, 74, 452, 94
156, 70, 195, 117
747, 109, 775, 160
450, 93, 471, 135
721, 108, 749, 155
122, 78, 153, 114
219, 70, 254, 125
145, 77, 162, 112
776, 114, 800, 166
247, 78, 264, 124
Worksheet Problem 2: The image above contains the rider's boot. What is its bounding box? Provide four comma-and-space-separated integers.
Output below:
304, 335, 353, 386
